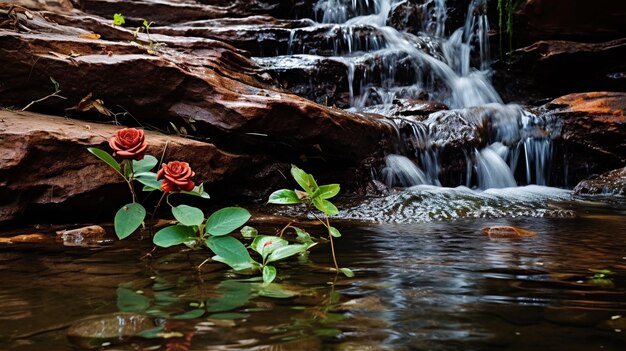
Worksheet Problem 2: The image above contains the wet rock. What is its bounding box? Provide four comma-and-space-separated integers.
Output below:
0, 14, 392, 161
0, 233, 50, 244
574, 167, 626, 196
154, 22, 387, 58
0, 110, 248, 224
364, 99, 448, 120
387, 0, 425, 35
67, 312, 156, 349
481, 226, 537, 239
8, 0, 73, 12
79, 0, 312, 24
493, 39, 626, 103
515, 0, 626, 45
334, 296, 386, 312
256, 55, 351, 108
55, 225, 108, 246
542, 92, 626, 185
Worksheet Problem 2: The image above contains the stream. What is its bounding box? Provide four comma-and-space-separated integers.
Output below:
2, 199, 626, 350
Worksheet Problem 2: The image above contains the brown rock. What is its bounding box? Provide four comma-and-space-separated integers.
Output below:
493, 39, 626, 103
5, 0, 73, 12
574, 167, 626, 196
548, 92, 626, 181
0, 233, 50, 244
516, 0, 626, 44
481, 226, 537, 239
0, 12, 392, 162
56, 225, 108, 246
0, 110, 248, 224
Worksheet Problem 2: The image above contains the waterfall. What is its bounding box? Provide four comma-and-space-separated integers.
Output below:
307, 0, 556, 189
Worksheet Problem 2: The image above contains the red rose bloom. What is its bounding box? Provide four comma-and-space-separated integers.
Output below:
157, 161, 195, 193
109, 128, 148, 160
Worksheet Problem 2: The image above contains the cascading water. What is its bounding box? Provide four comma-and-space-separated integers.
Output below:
307, 0, 555, 190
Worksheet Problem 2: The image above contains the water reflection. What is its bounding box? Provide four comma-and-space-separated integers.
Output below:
1, 211, 626, 350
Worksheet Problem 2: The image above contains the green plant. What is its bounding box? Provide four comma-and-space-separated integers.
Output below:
268, 165, 354, 278
112, 13, 125, 26
88, 128, 208, 240
89, 131, 342, 284
497, 0, 524, 57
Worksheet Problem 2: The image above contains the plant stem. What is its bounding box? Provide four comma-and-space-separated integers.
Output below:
325, 216, 340, 274
123, 160, 137, 202
151, 192, 167, 222
278, 222, 293, 238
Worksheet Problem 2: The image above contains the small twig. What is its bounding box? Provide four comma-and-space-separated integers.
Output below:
21, 91, 67, 111
278, 221, 293, 238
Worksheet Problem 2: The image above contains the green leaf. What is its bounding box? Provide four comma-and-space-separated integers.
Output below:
132, 155, 158, 173
313, 198, 339, 216
136, 326, 164, 339
262, 266, 277, 284
117, 287, 150, 312
240, 226, 258, 238
339, 267, 355, 278
153, 225, 197, 247
290, 165, 318, 195
328, 226, 341, 238
179, 184, 210, 199
205, 207, 251, 236
114, 203, 146, 239
172, 309, 205, 320
251, 235, 288, 260
313, 184, 340, 200
205, 280, 252, 313
87, 147, 121, 174
112, 13, 125, 26
293, 227, 314, 245
172, 205, 204, 226
135, 172, 162, 190
267, 244, 307, 263
267, 189, 302, 205
205, 236, 254, 270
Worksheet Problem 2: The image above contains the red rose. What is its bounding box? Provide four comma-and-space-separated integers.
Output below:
157, 161, 195, 193
109, 128, 148, 160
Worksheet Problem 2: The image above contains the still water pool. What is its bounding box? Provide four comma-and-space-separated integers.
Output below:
1, 197, 626, 350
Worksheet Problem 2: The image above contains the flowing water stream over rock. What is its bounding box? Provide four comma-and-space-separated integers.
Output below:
257, 0, 558, 193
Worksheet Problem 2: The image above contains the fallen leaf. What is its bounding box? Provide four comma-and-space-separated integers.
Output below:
67, 93, 113, 116
79, 33, 101, 39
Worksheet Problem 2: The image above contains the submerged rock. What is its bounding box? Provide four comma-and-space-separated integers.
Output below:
481, 226, 538, 239
67, 312, 156, 349
56, 225, 108, 246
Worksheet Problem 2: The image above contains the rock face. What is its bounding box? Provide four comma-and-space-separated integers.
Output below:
494, 39, 626, 103
0, 2, 395, 224
574, 167, 626, 196
541, 92, 626, 186
515, 0, 626, 45
493, 0, 626, 103
0, 110, 251, 224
